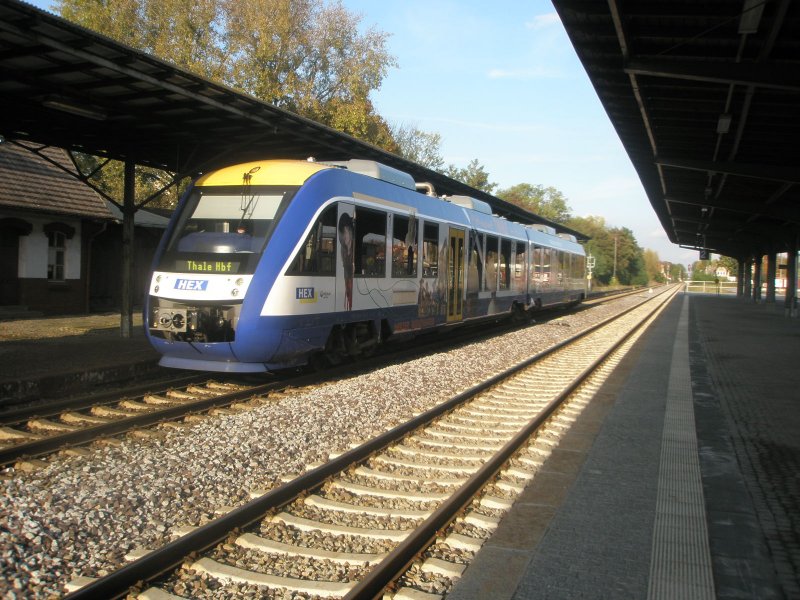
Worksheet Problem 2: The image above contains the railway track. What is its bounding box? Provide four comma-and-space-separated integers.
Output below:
0, 379, 282, 470
64, 284, 680, 599
1, 288, 644, 471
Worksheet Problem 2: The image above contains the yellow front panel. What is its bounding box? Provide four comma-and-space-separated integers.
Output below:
196, 160, 331, 187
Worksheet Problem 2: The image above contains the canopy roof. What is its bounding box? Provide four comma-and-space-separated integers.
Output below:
0, 0, 585, 238
554, 0, 800, 259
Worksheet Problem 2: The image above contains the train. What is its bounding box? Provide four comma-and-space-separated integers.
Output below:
145, 159, 587, 372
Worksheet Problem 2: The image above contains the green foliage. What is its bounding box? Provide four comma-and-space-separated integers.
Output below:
670, 263, 687, 281
55, 0, 399, 204
56, 0, 398, 150
717, 255, 738, 274
444, 159, 497, 194
567, 216, 648, 287
496, 183, 572, 224
71, 153, 188, 209
391, 124, 445, 171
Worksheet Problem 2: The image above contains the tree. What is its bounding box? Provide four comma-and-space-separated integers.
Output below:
643, 248, 665, 283
497, 183, 572, 224
55, 0, 400, 203
669, 263, 687, 281
717, 255, 738, 275
56, 0, 398, 149
445, 159, 497, 194
566, 216, 647, 286
391, 124, 445, 170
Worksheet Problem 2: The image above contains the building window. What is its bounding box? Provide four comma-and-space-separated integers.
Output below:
48, 231, 66, 281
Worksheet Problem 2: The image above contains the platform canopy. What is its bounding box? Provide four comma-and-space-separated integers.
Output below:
553, 0, 800, 260
0, 0, 586, 238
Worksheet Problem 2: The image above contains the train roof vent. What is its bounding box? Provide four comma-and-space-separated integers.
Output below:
557, 233, 578, 242
445, 195, 493, 215
322, 159, 416, 190
530, 223, 557, 235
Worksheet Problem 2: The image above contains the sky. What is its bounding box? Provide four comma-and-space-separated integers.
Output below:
28, 0, 694, 265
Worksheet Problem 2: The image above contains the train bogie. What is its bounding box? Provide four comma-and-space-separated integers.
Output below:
145, 159, 586, 372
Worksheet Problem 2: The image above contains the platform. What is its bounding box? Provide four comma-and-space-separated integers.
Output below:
449, 293, 800, 599
0, 312, 162, 407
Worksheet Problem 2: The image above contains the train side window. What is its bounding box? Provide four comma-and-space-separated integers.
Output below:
286, 204, 337, 276
467, 231, 482, 293
392, 215, 418, 278
422, 222, 439, 278
542, 247, 551, 286
514, 241, 526, 292
499, 238, 511, 290
554, 249, 563, 285
354, 207, 386, 277
485, 235, 498, 291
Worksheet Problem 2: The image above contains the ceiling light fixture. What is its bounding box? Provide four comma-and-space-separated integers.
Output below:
738, 0, 765, 34
716, 113, 732, 134
42, 96, 107, 121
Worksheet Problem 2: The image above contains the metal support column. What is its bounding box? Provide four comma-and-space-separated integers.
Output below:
752, 255, 762, 303
766, 252, 776, 303
737, 260, 746, 297
786, 240, 798, 318
744, 259, 753, 299
121, 160, 135, 338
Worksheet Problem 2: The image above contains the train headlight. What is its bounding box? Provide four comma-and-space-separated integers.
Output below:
235, 278, 244, 287
172, 313, 185, 329
154, 285, 160, 293
231, 288, 239, 297
156, 275, 162, 283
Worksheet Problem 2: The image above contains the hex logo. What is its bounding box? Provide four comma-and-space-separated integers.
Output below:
296, 287, 316, 303
174, 279, 208, 291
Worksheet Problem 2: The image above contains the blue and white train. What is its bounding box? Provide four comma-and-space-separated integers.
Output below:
145, 159, 587, 372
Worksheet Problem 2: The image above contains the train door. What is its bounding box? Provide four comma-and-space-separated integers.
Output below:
447, 228, 465, 322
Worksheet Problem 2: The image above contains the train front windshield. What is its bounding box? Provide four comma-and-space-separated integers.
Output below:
157, 186, 296, 274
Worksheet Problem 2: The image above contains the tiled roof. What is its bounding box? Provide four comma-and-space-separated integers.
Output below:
0, 141, 113, 220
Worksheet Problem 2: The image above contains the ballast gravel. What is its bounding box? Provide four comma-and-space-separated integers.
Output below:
0, 295, 649, 598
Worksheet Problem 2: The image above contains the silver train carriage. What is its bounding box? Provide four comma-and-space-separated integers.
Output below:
145, 159, 587, 372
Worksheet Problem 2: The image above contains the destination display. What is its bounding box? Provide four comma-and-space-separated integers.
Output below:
177, 259, 241, 273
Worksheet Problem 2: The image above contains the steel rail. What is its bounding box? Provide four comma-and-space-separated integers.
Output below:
0, 373, 205, 425
63, 285, 677, 600
345, 285, 680, 599
0, 381, 282, 468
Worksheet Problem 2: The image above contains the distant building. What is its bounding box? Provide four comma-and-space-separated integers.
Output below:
0, 141, 169, 314
714, 266, 731, 280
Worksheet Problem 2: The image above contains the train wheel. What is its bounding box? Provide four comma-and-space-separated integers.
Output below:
511, 302, 531, 324
322, 327, 347, 366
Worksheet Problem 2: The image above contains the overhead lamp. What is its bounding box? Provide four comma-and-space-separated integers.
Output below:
738, 0, 765, 34
716, 113, 732, 134
42, 96, 107, 121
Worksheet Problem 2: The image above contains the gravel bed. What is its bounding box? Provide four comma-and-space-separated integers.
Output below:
206, 543, 372, 582
256, 522, 396, 556
362, 460, 466, 482
397, 563, 454, 595
0, 295, 647, 598
337, 471, 455, 495
322, 487, 440, 513
162, 565, 317, 600
290, 502, 420, 531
